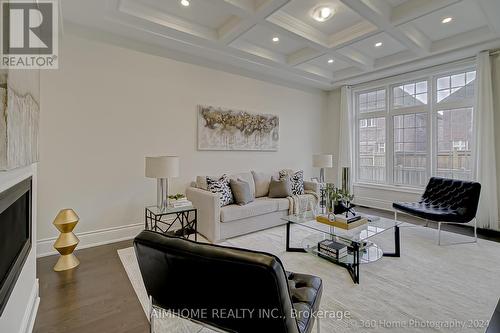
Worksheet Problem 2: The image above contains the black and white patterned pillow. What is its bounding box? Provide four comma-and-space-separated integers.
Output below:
279, 170, 304, 195
206, 175, 234, 207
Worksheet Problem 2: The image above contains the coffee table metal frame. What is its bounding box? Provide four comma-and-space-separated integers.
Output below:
284, 213, 401, 284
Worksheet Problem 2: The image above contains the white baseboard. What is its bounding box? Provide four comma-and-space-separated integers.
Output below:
20, 279, 39, 333
37, 222, 144, 257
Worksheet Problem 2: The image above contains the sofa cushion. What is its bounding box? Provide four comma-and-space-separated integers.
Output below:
280, 169, 304, 195
207, 175, 234, 207
230, 179, 253, 206
220, 198, 279, 222
252, 171, 274, 197
229, 172, 255, 198
269, 177, 292, 198
268, 197, 290, 211
196, 172, 256, 198
196, 175, 211, 190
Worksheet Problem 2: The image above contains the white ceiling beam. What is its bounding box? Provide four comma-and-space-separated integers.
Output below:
223, 0, 257, 14
339, 0, 430, 56
111, 9, 334, 87
261, 20, 369, 71
118, 0, 216, 40
230, 39, 286, 63
397, 23, 432, 53
361, 0, 392, 20
336, 47, 375, 70
373, 50, 416, 69
391, 0, 461, 26
287, 48, 324, 66
254, 0, 290, 20
328, 21, 378, 48
217, 16, 255, 45
266, 11, 328, 47
430, 26, 497, 53
295, 64, 333, 80
213, 0, 291, 45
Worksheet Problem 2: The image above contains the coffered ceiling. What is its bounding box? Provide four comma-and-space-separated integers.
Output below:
61, 0, 500, 91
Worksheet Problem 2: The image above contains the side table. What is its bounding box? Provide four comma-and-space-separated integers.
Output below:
145, 205, 197, 241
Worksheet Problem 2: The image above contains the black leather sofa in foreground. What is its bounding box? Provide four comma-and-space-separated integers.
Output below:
134, 230, 323, 333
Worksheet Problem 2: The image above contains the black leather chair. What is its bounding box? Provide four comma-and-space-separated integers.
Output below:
134, 230, 323, 333
393, 177, 481, 245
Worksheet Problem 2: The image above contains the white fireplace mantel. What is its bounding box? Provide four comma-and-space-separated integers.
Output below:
0, 164, 39, 333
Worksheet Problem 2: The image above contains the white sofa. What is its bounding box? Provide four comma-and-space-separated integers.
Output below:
186, 171, 320, 243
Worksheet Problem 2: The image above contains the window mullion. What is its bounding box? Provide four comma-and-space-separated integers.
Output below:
429, 76, 435, 180
387, 84, 393, 185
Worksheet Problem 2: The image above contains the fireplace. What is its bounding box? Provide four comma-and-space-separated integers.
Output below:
0, 177, 32, 316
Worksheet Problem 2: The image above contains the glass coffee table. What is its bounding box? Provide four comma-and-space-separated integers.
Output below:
282, 212, 402, 284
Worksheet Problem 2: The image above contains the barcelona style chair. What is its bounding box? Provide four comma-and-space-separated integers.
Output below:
134, 230, 323, 333
393, 177, 481, 245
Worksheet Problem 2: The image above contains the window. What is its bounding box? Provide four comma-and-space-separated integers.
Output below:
436, 71, 475, 103
358, 89, 385, 113
354, 67, 476, 187
393, 113, 427, 186
393, 81, 428, 108
358, 117, 386, 182
436, 108, 473, 180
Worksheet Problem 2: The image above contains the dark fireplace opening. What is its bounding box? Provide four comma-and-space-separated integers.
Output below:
0, 177, 32, 316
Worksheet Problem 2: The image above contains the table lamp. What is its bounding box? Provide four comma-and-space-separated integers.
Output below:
313, 154, 333, 183
145, 156, 179, 210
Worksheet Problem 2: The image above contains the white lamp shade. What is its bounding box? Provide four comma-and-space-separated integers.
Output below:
145, 156, 180, 178
313, 154, 333, 168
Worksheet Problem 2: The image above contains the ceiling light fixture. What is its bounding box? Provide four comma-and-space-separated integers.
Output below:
327, 59, 334, 64
272, 36, 280, 43
441, 17, 453, 24
180, 0, 190, 7
374, 42, 383, 47
311, 6, 334, 22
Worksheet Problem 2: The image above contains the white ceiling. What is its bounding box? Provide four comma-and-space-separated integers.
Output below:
60, 0, 500, 91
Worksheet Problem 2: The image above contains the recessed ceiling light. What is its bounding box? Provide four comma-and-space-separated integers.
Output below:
180, 0, 190, 7
272, 36, 280, 43
374, 42, 383, 47
441, 17, 453, 24
311, 6, 334, 22
327, 59, 334, 64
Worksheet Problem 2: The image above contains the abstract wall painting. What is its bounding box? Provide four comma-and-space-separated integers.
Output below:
197, 105, 279, 151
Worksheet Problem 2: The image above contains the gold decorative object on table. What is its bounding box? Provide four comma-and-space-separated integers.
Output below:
316, 214, 367, 230
53, 209, 80, 271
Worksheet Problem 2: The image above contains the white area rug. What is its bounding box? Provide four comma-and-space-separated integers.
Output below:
118, 225, 500, 332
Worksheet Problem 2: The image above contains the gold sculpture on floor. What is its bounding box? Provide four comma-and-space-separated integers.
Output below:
53, 209, 80, 271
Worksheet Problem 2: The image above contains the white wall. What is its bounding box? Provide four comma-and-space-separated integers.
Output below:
37, 32, 328, 249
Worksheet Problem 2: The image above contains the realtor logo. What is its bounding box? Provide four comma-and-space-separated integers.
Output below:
0, 0, 58, 69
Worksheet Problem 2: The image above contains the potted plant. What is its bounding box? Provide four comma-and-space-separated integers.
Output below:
325, 185, 355, 215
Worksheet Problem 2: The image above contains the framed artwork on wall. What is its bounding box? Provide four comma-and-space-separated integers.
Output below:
197, 105, 279, 151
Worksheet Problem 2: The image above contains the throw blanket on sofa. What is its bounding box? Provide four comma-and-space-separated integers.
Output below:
287, 190, 319, 215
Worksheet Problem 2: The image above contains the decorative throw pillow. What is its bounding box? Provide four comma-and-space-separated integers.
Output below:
230, 179, 253, 206
279, 170, 304, 195
251, 171, 272, 197
268, 177, 292, 198
206, 175, 234, 207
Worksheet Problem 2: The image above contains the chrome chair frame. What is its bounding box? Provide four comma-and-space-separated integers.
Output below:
394, 211, 478, 245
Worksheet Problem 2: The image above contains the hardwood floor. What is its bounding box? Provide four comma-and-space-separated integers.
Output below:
33, 208, 499, 333
33, 240, 149, 333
